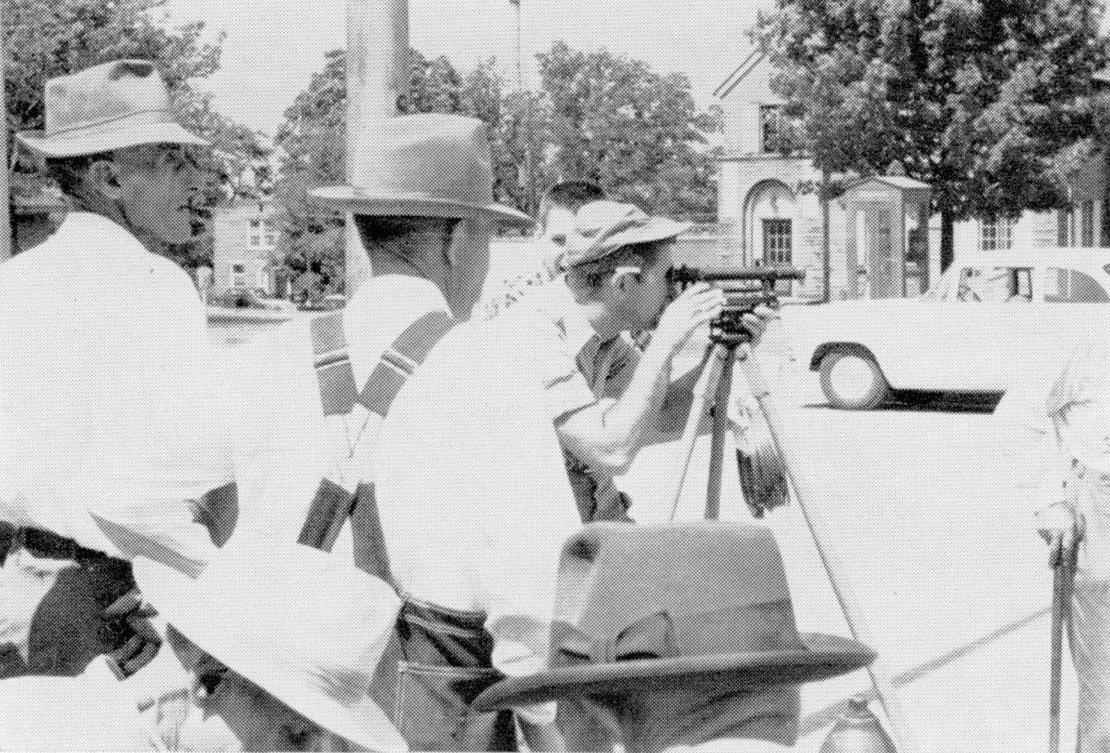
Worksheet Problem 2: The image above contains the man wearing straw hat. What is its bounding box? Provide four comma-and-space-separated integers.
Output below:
230, 113, 571, 750
471, 522, 876, 752
0, 60, 235, 681
0, 530, 410, 752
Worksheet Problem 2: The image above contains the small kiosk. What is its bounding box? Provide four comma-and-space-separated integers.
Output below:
840, 174, 932, 298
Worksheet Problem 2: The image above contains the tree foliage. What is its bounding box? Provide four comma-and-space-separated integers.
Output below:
272, 41, 721, 284
4, 0, 270, 267
757, 0, 1108, 267
538, 41, 720, 221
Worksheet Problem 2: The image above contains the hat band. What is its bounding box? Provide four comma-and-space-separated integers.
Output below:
554, 599, 804, 669
47, 107, 170, 139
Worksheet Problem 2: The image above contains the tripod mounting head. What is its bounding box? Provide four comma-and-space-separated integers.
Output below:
668, 265, 805, 344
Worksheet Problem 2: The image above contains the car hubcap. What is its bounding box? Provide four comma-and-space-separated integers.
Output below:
831, 356, 875, 402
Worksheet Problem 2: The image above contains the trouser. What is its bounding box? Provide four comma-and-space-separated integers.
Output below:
1067, 469, 1110, 752
384, 596, 517, 751
0, 528, 133, 678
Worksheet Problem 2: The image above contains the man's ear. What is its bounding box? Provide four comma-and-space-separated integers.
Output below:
609, 259, 644, 292
86, 159, 124, 200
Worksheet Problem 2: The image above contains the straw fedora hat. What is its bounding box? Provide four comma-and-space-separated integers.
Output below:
471, 522, 874, 712
133, 534, 408, 752
16, 60, 208, 158
560, 200, 691, 268
311, 113, 532, 227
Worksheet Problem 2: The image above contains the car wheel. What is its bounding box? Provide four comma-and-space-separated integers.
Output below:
819, 347, 891, 410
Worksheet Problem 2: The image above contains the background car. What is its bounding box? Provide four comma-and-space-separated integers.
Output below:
782, 249, 1110, 409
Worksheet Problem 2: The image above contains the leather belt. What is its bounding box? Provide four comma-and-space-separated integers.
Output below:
8, 526, 113, 564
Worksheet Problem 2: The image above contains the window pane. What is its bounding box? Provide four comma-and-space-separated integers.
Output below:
1045, 268, 1110, 303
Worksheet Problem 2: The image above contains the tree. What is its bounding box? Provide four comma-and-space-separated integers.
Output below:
538, 41, 721, 222
4, 0, 270, 268
757, 0, 1108, 269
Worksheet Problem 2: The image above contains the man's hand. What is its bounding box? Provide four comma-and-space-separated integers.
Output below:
102, 588, 162, 679
739, 303, 778, 349
652, 283, 725, 357
1035, 502, 1083, 559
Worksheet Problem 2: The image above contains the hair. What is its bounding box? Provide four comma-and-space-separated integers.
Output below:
539, 181, 606, 230
354, 215, 462, 261
564, 237, 673, 291
43, 152, 115, 196
43, 144, 167, 196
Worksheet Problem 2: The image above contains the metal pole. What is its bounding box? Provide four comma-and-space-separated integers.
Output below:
0, 0, 12, 262
514, 0, 523, 92
821, 169, 831, 302
736, 345, 919, 753
344, 0, 408, 294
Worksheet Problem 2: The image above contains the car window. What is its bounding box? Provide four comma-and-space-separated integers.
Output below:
1044, 267, 1110, 303
951, 266, 1032, 302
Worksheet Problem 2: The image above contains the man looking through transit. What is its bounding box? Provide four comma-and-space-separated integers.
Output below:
491, 199, 774, 524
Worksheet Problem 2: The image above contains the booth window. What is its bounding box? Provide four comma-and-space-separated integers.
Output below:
231, 263, 246, 288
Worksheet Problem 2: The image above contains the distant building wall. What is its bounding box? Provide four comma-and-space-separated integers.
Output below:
715, 48, 1109, 301
211, 200, 279, 295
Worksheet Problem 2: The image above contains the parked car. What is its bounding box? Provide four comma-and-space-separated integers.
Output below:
782, 248, 1110, 409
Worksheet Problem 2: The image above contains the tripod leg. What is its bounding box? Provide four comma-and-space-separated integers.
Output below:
1049, 533, 1064, 753
667, 343, 726, 522
736, 344, 919, 753
705, 345, 735, 520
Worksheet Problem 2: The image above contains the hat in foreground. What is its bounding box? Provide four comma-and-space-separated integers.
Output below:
560, 200, 691, 268
471, 522, 874, 711
312, 113, 532, 227
134, 534, 408, 752
16, 59, 208, 158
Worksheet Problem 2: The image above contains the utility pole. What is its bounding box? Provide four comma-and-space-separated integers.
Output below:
344, 0, 409, 294
0, 0, 12, 263
512, 0, 523, 91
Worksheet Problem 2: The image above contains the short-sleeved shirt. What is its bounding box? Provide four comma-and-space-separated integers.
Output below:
372, 313, 582, 682
494, 277, 640, 521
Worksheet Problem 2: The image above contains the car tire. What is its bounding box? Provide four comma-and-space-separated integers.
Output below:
819, 347, 891, 410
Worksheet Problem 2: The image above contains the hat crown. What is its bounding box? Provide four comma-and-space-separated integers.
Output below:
17, 59, 208, 157
352, 113, 496, 209
43, 60, 169, 139
553, 523, 804, 662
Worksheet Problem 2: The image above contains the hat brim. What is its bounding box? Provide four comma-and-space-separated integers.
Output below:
133, 558, 408, 753
470, 633, 874, 712
561, 217, 693, 269
16, 123, 209, 158
310, 185, 534, 228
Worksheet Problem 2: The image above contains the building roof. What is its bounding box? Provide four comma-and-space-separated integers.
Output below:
713, 46, 768, 100
844, 175, 931, 193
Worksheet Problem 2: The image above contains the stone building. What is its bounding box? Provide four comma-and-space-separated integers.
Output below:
714, 48, 1108, 301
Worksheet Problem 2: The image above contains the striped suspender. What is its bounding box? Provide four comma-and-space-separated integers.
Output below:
298, 310, 455, 551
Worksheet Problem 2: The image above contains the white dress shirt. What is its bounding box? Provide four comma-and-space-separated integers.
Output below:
231, 274, 454, 551
0, 212, 231, 560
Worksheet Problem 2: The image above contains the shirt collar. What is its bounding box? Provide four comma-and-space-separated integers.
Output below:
59, 212, 147, 255
548, 276, 604, 361
343, 274, 453, 388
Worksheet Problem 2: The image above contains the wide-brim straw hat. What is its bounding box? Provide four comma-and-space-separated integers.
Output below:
16, 59, 208, 158
559, 200, 692, 269
311, 113, 532, 227
472, 522, 874, 712
134, 535, 408, 752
